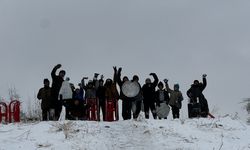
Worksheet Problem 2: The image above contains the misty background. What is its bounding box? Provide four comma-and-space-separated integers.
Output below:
0, 0, 250, 119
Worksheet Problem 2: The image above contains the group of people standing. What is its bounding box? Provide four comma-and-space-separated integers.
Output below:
37, 64, 209, 121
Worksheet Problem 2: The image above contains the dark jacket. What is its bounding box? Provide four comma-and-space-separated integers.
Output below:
97, 86, 106, 102
37, 86, 52, 110
155, 90, 170, 106
51, 66, 64, 99
142, 74, 159, 103
166, 83, 183, 108
187, 77, 207, 103
73, 87, 84, 101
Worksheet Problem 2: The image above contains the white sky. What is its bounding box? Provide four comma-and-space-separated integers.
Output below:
1, 0, 250, 117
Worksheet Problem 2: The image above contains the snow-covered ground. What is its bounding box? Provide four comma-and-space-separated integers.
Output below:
0, 116, 249, 150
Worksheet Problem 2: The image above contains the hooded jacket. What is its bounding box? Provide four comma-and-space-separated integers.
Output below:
37, 86, 52, 110
166, 83, 183, 108
187, 77, 207, 103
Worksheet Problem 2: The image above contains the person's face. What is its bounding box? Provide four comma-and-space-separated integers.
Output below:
174, 86, 179, 91
145, 79, 151, 84
59, 72, 65, 78
123, 77, 129, 82
99, 81, 104, 86
44, 81, 50, 87
158, 85, 163, 90
88, 83, 93, 88
75, 89, 80, 93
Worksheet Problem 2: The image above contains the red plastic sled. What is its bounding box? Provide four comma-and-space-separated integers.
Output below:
86, 98, 100, 121
105, 99, 119, 121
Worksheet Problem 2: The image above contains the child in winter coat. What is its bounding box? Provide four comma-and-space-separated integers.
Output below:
164, 79, 183, 119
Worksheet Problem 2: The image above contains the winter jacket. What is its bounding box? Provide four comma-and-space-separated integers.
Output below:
142, 74, 159, 103
85, 88, 97, 99
59, 80, 73, 100
97, 86, 106, 101
166, 84, 183, 108
105, 83, 119, 100
155, 90, 170, 106
51, 66, 64, 101
187, 77, 207, 103
37, 86, 52, 110
73, 87, 84, 101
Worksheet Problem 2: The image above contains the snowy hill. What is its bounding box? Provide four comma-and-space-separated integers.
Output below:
0, 117, 249, 150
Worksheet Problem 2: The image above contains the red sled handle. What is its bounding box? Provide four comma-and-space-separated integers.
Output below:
208, 112, 215, 118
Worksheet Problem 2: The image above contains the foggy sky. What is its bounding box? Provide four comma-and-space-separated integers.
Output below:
1, 0, 250, 117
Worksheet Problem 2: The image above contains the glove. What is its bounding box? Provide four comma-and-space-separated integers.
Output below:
118, 67, 122, 73
202, 74, 207, 78
55, 64, 61, 69
113, 66, 117, 72
163, 79, 168, 83
82, 77, 88, 80
149, 73, 156, 76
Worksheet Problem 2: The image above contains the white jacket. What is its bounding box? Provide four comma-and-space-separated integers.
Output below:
58, 80, 73, 100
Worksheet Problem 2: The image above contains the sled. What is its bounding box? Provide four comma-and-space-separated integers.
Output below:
156, 103, 170, 119
188, 103, 213, 118
105, 99, 119, 121
208, 112, 215, 118
188, 103, 201, 118
63, 99, 87, 120
86, 98, 100, 121
0, 102, 8, 123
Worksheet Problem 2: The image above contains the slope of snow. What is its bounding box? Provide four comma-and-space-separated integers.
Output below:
0, 116, 249, 150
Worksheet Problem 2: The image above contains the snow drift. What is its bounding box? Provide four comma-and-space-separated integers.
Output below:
0, 116, 249, 150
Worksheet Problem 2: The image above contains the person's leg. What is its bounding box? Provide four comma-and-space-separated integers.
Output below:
55, 101, 62, 120
122, 100, 128, 120
133, 100, 142, 119
171, 106, 175, 119
175, 107, 180, 119
172, 106, 179, 119
127, 100, 132, 119
100, 100, 105, 121
42, 109, 48, 121
144, 102, 150, 119
149, 102, 157, 119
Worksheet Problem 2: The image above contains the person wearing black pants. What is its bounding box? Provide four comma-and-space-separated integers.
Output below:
51, 64, 65, 120
96, 78, 106, 121
37, 78, 53, 121
165, 79, 183, 119
142, 73, 159, 119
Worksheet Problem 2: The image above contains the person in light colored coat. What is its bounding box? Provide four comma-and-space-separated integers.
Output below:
164, 79, 183, 119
